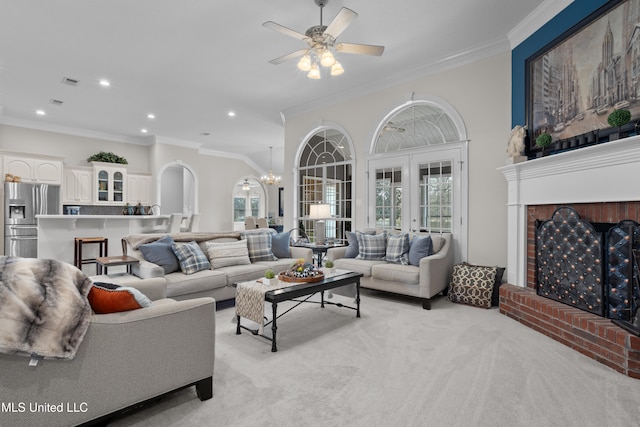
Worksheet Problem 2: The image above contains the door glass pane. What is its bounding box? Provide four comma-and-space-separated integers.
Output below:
419, 161, 452, 232
250, 197, 260, 217
375, 167, 402, 230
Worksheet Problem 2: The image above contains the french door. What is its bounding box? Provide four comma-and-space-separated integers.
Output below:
368, 143, 466, 261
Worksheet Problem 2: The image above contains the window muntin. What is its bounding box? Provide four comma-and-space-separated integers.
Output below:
418, 161, 452, 232
297, 128, 353, 243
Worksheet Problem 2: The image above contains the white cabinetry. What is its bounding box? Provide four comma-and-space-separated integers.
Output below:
92, 162, 127, 205
62, 166, 93, 204
2, 154, 63, 184
127, 173, 152, 205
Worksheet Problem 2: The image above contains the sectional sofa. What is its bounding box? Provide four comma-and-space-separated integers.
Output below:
327, 232, 453, 309
107, 229, 313, 302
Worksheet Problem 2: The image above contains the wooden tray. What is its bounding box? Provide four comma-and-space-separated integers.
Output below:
278, 271, 324, 283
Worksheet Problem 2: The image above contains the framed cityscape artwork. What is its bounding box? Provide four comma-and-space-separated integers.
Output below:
525, 0, 639, 151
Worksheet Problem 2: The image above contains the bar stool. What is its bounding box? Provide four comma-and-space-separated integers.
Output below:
74, 237, 108, 274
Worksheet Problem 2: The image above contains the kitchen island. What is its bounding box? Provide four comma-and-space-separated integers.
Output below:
37, 215, 169, 274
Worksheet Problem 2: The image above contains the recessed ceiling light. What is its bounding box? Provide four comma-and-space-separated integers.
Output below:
147, 113, 155, 119
99, 79, 111, 87
141, 129, 148, 133
36, 109, 46, 116
228, 111, 236, 117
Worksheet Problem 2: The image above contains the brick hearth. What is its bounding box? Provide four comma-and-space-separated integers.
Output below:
500, 201, 640, 378
500, 284, 640, 378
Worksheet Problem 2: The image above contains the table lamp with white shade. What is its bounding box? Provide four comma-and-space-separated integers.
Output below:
309, 203, 331, 245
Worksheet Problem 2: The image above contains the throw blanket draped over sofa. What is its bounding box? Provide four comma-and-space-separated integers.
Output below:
0, 256, 92, 360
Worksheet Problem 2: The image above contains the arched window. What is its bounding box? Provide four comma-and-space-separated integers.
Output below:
232, 177, 266, 230
369, 99, 468, 261
296, 127, 354, 244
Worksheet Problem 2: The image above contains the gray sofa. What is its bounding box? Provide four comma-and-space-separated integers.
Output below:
327, 233, 453, 309
117, 230, 313, 302
0, 279, 216, 427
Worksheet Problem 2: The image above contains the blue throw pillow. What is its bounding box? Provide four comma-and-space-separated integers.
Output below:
408, 235, 433, 266
271, 231, 291, 258
139, 235, 180, 274
344, 231, 359, 258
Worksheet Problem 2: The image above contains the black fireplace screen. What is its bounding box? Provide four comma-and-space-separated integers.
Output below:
607, 220, 640, 321
535, 207, 640, 323
536, 207, 604, 316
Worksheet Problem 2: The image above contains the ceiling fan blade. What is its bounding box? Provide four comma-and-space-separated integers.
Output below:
336, 42, 385, 56
324, 7, 358, 39
263, 21, 308, 41
268, 49, 309, 65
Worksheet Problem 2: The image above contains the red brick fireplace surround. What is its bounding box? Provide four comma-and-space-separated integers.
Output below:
499, 138, 640, 378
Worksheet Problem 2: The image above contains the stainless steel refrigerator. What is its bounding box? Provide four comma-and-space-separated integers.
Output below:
4, 182, 60, 258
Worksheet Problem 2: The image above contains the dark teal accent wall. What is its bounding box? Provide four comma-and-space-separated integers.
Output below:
511, 0, 610, 127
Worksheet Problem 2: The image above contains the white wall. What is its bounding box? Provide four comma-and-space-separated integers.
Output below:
160, 166, 184, 214
0, 124, 263, 232
284, 52, 511, 268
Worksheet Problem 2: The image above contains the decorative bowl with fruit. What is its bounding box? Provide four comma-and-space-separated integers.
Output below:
278, 258, 324, 283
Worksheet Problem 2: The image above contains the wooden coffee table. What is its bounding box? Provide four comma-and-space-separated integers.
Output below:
235, 271, 363, 352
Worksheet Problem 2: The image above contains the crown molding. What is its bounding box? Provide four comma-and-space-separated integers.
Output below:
507, 0, 574, 49
0, 115, 153, 146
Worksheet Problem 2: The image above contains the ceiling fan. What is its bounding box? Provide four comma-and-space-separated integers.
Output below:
238, 179, 259, 191
263, 0, 384, 79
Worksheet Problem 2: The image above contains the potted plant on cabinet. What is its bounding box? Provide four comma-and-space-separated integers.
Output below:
607, 109, 631, 141
87, 151, 128, 164
535, 133, 552, 157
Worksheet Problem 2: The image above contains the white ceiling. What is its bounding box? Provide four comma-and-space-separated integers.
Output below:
0, 0, 556, 173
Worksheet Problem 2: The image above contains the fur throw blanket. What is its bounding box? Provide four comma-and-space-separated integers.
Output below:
0, 256, 92, 360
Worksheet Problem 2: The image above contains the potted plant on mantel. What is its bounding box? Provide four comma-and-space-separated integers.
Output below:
535, 133, 552, 157
607, 109, 631, 141
87, 151, 128, 164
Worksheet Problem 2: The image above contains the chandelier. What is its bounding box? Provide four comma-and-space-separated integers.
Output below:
261, 146, 282, 186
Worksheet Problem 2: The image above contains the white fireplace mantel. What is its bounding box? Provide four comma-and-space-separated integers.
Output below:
498, 135, 640, 286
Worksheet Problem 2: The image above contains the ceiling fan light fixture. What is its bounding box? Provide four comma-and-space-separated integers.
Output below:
320, 49, 335, 67
242, 179, 251, 192
330, 61, 344, 76
297, 54, 312, 71
308, 64, 321, 79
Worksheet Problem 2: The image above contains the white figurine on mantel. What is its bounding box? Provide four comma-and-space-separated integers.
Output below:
506, 125, 528, 164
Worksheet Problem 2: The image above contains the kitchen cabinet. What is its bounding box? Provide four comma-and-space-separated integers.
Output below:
92, 162, 127, 205
3, 154, 63, 184
127, 173, 152, 205
62, 166, 93, 204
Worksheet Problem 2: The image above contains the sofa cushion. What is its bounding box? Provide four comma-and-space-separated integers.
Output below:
356, 231, 387, 260
139, 235, 180, 274
371, 263, 420, 285
243, 232, 277, 262
171, 241, 211, 275
386, 233, 410, 265
430, 235, 445, 253
88, 282, 151, 314
205, 239, 251, 269
333, 258, 385, 277
271, 230, 291, 258
447, 263, 497, 309
164, 269, 228, 298
408, 235, 433, 266
219, 263, 268, 285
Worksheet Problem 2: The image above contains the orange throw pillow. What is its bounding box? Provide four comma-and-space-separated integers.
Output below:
88, 282, 151, 314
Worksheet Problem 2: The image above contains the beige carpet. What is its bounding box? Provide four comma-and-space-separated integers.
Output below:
109, 290, 640, 427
